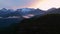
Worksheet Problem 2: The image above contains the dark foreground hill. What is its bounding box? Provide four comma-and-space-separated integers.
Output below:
0, 18, 23, 34
16, 14, 60, 34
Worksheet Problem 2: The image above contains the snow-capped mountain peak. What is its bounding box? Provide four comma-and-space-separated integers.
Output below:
20, 8, 35, 12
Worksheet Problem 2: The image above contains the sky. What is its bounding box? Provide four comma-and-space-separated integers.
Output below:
0, 0, 60, 10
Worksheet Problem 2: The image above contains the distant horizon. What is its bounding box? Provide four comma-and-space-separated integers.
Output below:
0, 7, 59, 11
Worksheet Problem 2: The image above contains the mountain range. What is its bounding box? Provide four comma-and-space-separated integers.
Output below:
0, 8, 60, 18
0, 7, 60, 30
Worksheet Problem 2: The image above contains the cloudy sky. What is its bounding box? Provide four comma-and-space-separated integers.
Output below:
0, 0, 60, 10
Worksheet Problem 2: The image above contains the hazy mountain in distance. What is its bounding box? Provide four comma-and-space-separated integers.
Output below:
46, 8, 60, 14
0, 8, 46, 18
